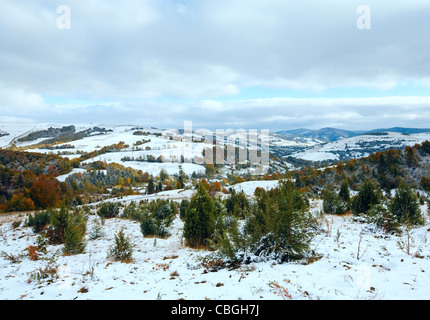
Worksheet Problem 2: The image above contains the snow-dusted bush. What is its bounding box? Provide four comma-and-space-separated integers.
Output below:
245, 180, 315, 263
139, 201, 175, 238
26, 209, 52, 233
62, 209, 87, 255
390, 180, 424, 226
212, 180, 316, 264
107, 228, 133, 263
97, 202, 120, 219
322, 189, 348, 215
364, 203, 400, 234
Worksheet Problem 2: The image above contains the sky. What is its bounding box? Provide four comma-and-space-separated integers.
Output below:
1, 0, 430, 132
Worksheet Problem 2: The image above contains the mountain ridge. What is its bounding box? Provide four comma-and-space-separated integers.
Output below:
276, 126, 430, 142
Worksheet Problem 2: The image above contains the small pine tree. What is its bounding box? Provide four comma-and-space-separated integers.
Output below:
48, 203, 70, 244
339, 179, 351, 204
140, 212, 157, 236
89, 219, 105, 240
97, 202, 120, 219
179, 199, 189, 220
390, 180, 423, 225
351, 179, 380, 215
323, 189, 348, 215
245, 180, 314, 262
365, 202, 399, 234
156, 182, 163, 193
63, 210, 87, 255
27, 209, 52, 234
183, 184, 215, 248
147, 178, 155, 195
107, 228, 133, 262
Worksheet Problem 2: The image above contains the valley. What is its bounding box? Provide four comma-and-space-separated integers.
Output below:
1, 121, 430, 301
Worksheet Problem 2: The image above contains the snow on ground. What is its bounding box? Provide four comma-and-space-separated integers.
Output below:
10, 123, 208, 176
0, 121, 94, 148
56, 168, 88, 182
1, 196, 429, 300
292, 132, 430, 162
93, 189, 197, 205
230, 180, 280, 196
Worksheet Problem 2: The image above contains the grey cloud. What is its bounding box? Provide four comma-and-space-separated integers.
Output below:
1, 0, 430, 130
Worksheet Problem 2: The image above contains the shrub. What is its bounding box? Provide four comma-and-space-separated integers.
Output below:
27, 245, 39, 261
89, 219, 105, 240
137, 200, 176, 238
179, 199, 189, 220
211, 218, 245, 264
339, 179, 351, 204
351, 179, 381, 215
154, 203, 174, 224
107, 228, 133, 263
225, 189, 250, 218
322, 189, 348, 215
140, 211, 170, 238
365, 203, 400, 234
28, 204, 87, 254
244, 180, 315, 263
121, 201, 142, 221
97, 202, 120, 219
27, 209, 53, 233
390, 180, 424, 226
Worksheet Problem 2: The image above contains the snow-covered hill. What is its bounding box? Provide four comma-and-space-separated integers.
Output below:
291, 132, 430, 162
1, 122, 275, 176
3, 121, 430, 174
1, 122, 208, 176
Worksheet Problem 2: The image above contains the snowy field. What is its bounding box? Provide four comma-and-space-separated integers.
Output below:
1, 122, 208, 176
230, 180, 281, 196
1, 194, 429, 301
291, 132, 430, 162
0, 121, 94, 149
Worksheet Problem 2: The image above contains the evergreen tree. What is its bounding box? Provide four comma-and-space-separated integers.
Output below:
177, 175, 185, 189
147, 178, 155, 195
48, 202, 70, 244
405, 146, 419, 168
63, 209, 87, 255
225, 189, 250, 218
390, 180, 423, 225
107, 228, 133, 262
159, 169, 169, 182
183, 184, 215, 248
179, 199, 189, 220
97, 201, 120, 219
323, 189, 347, 215
351, 179, 380, 215
339, 179, 350, 204
156, 182, 163, 193
245, 180, 314, 262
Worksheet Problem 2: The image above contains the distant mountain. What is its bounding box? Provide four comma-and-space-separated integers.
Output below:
276, 128, 313, 136
276, 127, 363, 142
289, 131, 430, 163
367, 127, 430, 134
276, 126, 430, 143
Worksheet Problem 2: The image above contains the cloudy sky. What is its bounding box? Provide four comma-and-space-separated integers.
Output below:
1, 0, 430, 131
